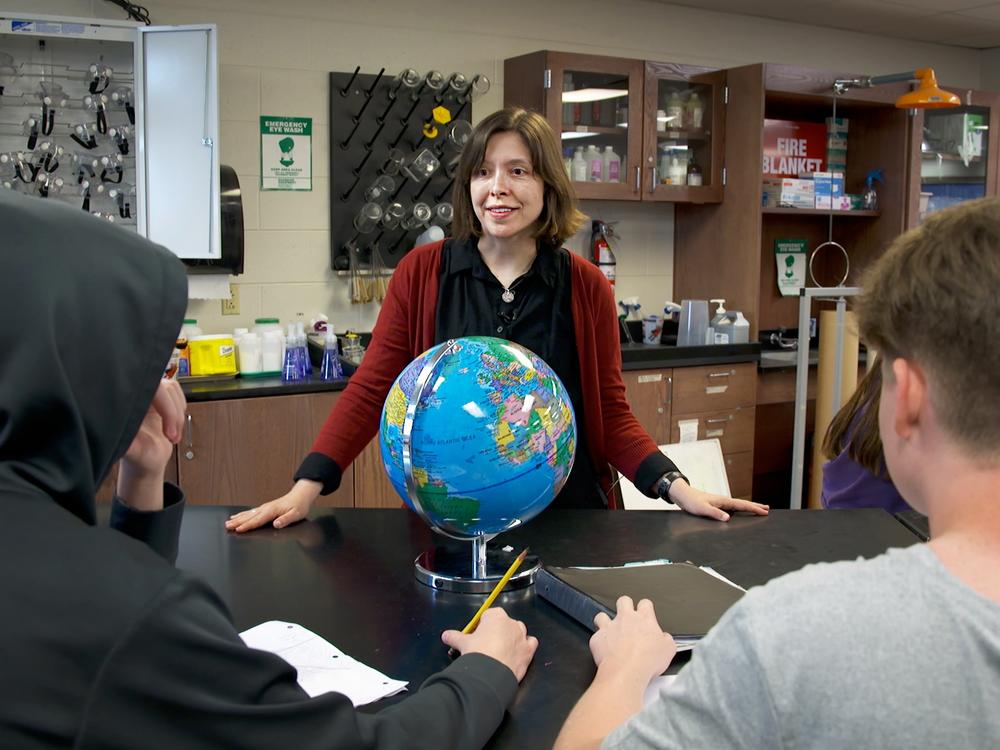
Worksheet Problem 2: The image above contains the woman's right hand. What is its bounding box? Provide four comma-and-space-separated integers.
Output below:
225, 479, 322, 533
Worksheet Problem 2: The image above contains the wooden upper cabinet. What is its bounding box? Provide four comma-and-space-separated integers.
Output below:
504, 51, 724, 203
642, 65, 727, 203
907, 87, 1000, 227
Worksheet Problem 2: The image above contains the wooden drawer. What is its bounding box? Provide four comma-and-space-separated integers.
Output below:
673, 362, 755, 412
670, 406, 755, 454
723, 450, 754, 499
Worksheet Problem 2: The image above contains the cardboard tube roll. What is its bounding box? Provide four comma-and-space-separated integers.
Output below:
808, 310, 860, 508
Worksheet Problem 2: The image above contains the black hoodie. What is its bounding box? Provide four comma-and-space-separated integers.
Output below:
0, 191, 516, 749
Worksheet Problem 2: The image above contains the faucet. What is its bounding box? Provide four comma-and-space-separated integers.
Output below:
769, 327, 798, 350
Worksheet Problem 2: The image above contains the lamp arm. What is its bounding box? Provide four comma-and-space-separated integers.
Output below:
869, 70, 922, 86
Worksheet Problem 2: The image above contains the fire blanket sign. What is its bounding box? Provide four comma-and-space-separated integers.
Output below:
761, 119, 827, 178
260, 116, 312, 191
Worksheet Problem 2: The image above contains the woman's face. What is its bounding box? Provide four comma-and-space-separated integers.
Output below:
470, 130, 545, 244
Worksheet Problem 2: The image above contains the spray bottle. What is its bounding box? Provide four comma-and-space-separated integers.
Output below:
862, 169, 884, 211
591, 220, 617, 290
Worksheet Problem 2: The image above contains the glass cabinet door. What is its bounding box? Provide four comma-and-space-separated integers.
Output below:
918, 94, 998, 220
544, 53, 643, 200
642, 66, 725, 203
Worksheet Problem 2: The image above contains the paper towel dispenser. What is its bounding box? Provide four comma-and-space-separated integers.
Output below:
184, 164, 244, 275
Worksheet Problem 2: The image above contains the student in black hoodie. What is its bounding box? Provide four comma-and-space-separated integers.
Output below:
0, 190, 537, 749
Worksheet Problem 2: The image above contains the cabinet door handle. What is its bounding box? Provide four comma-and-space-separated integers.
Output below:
650, 166, 658, 193
708, 370, 735, 378
706, 415, 733, 425
184, 413, 195, 460
634, 165, 641, 193
665, 375, 672, 406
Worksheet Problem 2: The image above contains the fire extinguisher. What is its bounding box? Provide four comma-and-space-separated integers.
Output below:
591, 219, 617, 289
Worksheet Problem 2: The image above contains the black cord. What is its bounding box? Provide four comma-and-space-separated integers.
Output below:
102, 0, 152, 24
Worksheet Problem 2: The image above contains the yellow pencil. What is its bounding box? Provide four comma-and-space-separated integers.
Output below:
461, 548, 529, 634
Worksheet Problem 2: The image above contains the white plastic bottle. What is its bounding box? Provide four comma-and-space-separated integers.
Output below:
685, 92, 704, 129
665, 91, 683, 127
710, 299, 731, 344
602, 145, 621, 183
667, 157, 686, 186
586, 145, 603, 182
571, 147, 587, 182
731, 311, 750, 344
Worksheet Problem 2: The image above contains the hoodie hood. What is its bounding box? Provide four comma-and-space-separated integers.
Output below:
0, 190, 187, 524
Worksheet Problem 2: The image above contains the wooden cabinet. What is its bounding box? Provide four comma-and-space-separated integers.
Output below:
674, 63, 916, 341
621, 368, 673, 444
907, 87, 1000, 225
354, 438, 402, 508
177, 392, 354, 508
503, 51, 726, 203
623, 363, 756, 499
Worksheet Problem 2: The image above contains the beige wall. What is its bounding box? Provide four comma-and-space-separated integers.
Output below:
13, 0, 987, 335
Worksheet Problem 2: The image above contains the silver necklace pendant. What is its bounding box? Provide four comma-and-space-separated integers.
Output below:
501, 289, 515, 303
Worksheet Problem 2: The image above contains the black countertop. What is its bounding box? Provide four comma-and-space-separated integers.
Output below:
176, 506, 919, 749
182, 344, 762, 402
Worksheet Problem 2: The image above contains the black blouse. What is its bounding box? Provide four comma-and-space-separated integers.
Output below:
434, 237, 606, 509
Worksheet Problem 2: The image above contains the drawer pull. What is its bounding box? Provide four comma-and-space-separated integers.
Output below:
184, 414, 195, 460
705, 416, 733, 425
707, 370, 734, 378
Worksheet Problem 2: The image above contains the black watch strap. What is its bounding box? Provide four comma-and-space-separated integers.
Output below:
655, 470, 689, 504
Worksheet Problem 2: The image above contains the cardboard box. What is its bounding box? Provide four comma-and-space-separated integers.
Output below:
812, 171, 845, 209
834, 195, 853, 211
762, 119, 827, 177
763, 177, 815, 209
826, 135, 848, 151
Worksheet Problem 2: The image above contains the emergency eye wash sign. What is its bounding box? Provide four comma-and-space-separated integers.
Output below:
260, 116, 312, 191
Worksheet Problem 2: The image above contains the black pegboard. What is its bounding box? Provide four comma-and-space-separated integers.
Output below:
328, 68, 477, 272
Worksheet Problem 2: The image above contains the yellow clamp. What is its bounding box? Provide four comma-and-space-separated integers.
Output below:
422, 106, 452, 139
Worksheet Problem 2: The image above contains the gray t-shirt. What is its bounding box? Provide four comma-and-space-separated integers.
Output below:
604, 545, 1000, 749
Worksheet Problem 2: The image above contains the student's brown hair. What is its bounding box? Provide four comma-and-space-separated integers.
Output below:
856, 196, 1000, 457
451, 107, 587, 246
822, 357, 886, 475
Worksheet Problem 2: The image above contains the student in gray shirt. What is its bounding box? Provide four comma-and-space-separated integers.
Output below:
554, 196, 1000, 750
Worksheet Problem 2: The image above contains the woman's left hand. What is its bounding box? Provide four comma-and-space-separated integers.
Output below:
668, 479, 769, 522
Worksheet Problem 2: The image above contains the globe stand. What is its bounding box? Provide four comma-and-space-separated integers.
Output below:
413, 535, 540, 593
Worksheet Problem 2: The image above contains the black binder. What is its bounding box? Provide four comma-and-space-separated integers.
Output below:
536, 562, 744, 640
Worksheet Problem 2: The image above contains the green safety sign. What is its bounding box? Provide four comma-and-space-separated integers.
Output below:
260, 116, 312, 191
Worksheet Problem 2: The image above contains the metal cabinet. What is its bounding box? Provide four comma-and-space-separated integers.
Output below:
0, 13, 219, 260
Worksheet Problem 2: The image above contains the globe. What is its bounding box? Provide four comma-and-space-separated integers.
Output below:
379, 336, 577, 539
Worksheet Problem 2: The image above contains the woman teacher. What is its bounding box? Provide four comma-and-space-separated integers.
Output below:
228, 107, 768, 532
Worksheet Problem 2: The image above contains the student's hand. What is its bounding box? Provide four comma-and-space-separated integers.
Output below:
225, 479, 321, 533
441, 608, 538, 682
590, 596, 675, 685
668, 479, 769, 522
117, 378, 186, 510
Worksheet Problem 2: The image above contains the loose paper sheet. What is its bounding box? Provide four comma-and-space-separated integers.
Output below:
620, 439, 731, 511
240, 621, 408, 705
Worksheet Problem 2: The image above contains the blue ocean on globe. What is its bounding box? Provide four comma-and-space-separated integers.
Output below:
379, 336, 577, 539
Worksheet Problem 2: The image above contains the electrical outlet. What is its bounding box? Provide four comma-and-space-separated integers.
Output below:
221, 283, 240, 316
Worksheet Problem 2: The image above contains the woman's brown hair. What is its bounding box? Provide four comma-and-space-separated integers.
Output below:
822, 356, 886, 475
451, 107, 586, 246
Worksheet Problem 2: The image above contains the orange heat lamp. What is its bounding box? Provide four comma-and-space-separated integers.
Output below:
833, 68, 961, 109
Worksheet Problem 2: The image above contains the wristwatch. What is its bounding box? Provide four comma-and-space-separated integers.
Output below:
655, 470, 689, 505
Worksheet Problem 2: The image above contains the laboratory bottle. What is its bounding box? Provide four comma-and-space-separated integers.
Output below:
665, 92, 683, 126
571, 147, 587, 182
319, 329, 344, 380
602, 145, 621, 183
586, 145, 603, 182
685, 93, 704, 129
710, 300, 731, 344
281, 325, 302, 383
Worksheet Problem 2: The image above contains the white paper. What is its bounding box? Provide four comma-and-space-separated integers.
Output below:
187, 274, 231, 300
678, 419, 699, 443
619, 439, 731, 511
240, 621, 408, 706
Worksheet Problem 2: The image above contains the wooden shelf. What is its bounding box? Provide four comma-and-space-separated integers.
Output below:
561, 125, 627, 136
762, 207, 879, 217
657, 128, 708, 141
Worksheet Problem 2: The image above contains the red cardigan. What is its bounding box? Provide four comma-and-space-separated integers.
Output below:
308, 239, 662, 504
